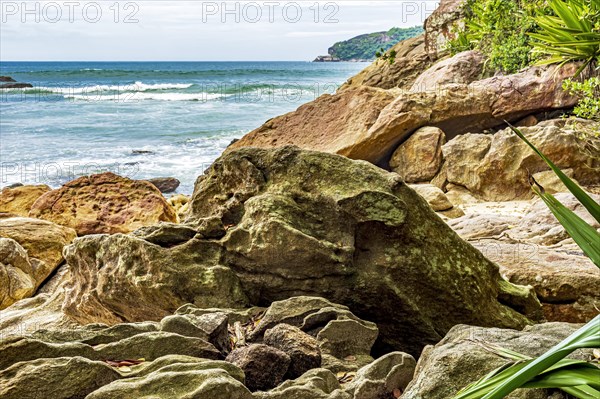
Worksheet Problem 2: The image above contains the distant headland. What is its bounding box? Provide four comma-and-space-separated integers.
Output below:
313, 26, 423, 62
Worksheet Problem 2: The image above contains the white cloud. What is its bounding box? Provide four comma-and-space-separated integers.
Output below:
0, 0, 434, 60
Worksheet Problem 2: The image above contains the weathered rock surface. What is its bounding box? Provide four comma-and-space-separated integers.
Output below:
29, 172, 177, 235
317, 318, 378, 364
0, 217, 76, 271
340, 35, 431, 91
473, 239, 600, 323
228, 87, 397, 157
344, 352, 416, 399
226, 344, 291, 391
231, 64, 579, 166
264, 324, 322, 379
247, 297, 352, 341
0, 357, 121, 399
147, 177, 180, 193
167, 193, 190, 220
390, 127, 445, 182
449, 193, 600, 245
0, 331, 220, 371
255, 368, 350, 399
0, 76, 16, 82
86, 360, 251, 399
0, 217, 76, 307
423, 0, 467, 59
449, 194, 600, 323
403, 323, 588, 399
443, 119, 600, 201
62, 147, 532, 356
62, 233, 249, 325
362, 64, 580, 164
160, 312, 230, 353
410, 50, 485, 91
0, 185, 51, 217
0, 238, 37, 309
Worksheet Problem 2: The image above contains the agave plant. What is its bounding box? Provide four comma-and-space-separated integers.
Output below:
453, 124, 600, 399
529, 0, 600, 75
454, 315, 600, 398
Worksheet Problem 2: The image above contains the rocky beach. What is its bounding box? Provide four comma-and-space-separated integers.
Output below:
1, 1, 599, 398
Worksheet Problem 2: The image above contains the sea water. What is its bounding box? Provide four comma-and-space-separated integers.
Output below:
0, 61, 367, 193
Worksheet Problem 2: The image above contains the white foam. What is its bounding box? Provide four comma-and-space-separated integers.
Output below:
16, 82, 194, 94
64, 91, 225, 102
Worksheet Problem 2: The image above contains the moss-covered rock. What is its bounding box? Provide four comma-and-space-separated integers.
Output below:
61, 147, 532, 357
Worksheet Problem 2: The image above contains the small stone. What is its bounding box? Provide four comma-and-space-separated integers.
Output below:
264, 324, 322, 379
317, 319, 378, 360
147, 177, 180, 193
225, 344, 291, 391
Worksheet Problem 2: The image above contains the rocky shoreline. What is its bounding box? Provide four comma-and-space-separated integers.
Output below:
1, 1, 599, 398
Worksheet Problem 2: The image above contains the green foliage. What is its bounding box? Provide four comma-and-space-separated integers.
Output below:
448, 0, 551, 73
376, 47, 398, 64
529, 0, 600, 75
563, 77, 600, 121
328, 26, 422, 61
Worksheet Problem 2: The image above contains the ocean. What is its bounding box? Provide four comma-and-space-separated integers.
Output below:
0, 61, 368, 194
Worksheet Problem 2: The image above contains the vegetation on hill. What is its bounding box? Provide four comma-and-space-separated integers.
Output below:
328, 26, 423, 61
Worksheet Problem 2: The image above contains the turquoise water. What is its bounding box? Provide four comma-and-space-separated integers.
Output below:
0, 61, 368, 193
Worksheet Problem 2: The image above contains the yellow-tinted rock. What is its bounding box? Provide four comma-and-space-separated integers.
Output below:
0, 217, 77, 289
0, 185, 51, 217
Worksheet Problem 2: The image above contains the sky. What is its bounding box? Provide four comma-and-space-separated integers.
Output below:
0, 0, 439, 61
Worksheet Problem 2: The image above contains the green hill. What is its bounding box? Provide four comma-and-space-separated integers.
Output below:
328, 26, 423, 61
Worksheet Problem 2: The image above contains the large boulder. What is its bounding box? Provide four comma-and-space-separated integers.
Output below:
403, 323, 588, 399
29, 172, 177, 235
340, 35, 432, 91
227, 87, 396, 158
359, 64, 579, 163
231, 64, 579, 166
192, 148, 532, 353
442, 119, 600, 201
61, 148, 532, 356
0, 185, 51, 217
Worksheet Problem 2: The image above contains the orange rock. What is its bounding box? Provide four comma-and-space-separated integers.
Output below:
29, 172, 177, 235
